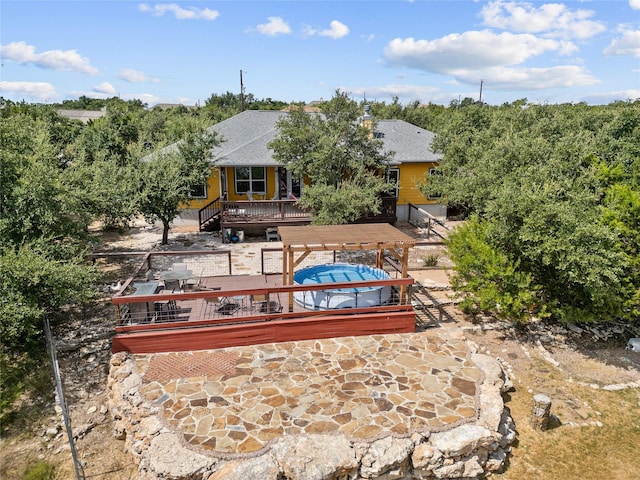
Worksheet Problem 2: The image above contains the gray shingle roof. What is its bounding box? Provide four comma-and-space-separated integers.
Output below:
151, 109, 441, 166
375, 120, 442, 164
208, 110, 286, 167
56, 109, 106, 124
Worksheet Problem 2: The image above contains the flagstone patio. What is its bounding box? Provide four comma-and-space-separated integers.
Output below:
130, 331, 482, 458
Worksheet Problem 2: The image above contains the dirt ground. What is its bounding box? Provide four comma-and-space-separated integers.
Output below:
2, 221, 639, 479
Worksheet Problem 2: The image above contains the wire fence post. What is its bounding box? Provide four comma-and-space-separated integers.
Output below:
43, 315, 86, 480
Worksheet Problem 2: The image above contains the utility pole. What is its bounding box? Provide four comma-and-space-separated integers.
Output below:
479, 80, 484, 103
240, 69, 245, 112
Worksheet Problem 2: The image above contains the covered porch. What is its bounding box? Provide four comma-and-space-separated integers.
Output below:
198, 195, 397, 232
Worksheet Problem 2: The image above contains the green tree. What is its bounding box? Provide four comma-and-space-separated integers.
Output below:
0, 245, 96, 352
0, 110, 97, 353
446, 216, 540, 323
139, 128, 220, 244
268, 91, 393, 224
426, 100, 639, 324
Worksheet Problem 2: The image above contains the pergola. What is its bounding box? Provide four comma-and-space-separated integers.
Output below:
278, 223, 416, 311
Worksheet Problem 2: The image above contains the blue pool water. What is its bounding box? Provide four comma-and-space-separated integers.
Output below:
293, 264, 391, 310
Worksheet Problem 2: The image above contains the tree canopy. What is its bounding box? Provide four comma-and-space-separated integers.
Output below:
421, 100, 640, 324
268, 91, 394, 224
139, 125, 220, 244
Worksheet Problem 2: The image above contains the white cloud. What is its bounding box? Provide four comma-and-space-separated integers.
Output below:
119, 68, 160, 83
125, 92, 164, 105
301, 24, 317, 37
456, 65, 599, 90
384, 31, 569, 73
138, 3, 219, 20
603, 30, 640, 57
256, 17, 291, 36
0, 81, 58, 101
630, 0, 640, 10
581, 89, 640, 104
344, 84, 441, 102
0, 41, 99, 75
319, 20, 349, 39
93, 82, 117, 95
480, 1, 606, 39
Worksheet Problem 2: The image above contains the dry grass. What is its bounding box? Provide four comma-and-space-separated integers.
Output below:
499, 383, 640, 480
462, 333, 640, 480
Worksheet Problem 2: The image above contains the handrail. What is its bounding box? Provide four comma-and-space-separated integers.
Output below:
111, 277, 415, 305
198, 196, 222, 229
408, 203, 449, 239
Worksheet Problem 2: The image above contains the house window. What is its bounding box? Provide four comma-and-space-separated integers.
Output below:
189, 183, 207, 198
428, 168, 442, 199
386, 168, 399, 198
235, 167, 266, 194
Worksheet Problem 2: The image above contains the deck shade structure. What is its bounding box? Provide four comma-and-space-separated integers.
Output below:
279, 223, 416, 311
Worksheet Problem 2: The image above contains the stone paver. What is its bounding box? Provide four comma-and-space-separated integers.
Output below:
134, 332, 482, 457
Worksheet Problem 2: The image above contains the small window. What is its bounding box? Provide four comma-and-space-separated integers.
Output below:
235, 167, 266, 194
385, 168, 399, 198
428, 168, 442, 199
189, 183, 207, 198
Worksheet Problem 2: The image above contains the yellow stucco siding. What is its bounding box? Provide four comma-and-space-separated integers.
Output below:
182, 161, 439, 210
397, 162, 439, 205
182, 167, 220, 209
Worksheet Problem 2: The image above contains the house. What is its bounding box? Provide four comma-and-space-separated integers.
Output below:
170, 107, 444, 231
56, 107, 107, 124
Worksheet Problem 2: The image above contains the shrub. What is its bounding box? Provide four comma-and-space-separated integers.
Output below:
23, 461, 57, 480
422, 253, 440, 267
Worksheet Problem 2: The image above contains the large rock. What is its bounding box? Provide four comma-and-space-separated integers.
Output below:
271, 434, 359, 480
358, 436, 414, 478
207, 453, 280, 480
141, 432, 215, 479
471, 353, 512, 392
429, 425, 495, 458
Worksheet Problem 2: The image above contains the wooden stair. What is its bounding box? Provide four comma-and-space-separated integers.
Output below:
411, 282, 457, 329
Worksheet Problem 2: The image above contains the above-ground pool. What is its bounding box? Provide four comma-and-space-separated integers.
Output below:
293, 263, 392, 310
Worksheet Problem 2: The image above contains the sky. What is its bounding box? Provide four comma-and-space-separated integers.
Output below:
1, 0, 639, 107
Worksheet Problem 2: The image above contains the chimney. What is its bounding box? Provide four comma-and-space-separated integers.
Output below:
362, 105, 374, 138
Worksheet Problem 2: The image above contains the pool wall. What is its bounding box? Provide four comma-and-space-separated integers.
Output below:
293, 263, 392, 310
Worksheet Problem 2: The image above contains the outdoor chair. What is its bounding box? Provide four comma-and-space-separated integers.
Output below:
251, 293, 282, 314
164, 279, 182, 293
154, 290, 177, 322
203, 296, 225, 317
186, 269, 204, 290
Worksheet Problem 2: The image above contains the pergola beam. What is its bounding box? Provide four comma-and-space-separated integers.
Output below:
278, 224, 416, 312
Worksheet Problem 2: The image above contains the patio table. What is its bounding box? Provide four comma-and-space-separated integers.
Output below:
159, 270, 193, 282
132, 281, 159, 296
130, 281, 160, 322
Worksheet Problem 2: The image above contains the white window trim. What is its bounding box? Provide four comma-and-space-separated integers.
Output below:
235, 167, 267, 195
386, 168, 400, 198
188, 183, 207, 199
428, 167, 442, 199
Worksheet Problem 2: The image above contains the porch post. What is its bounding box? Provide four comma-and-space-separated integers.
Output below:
288, 249, 295, 312
400, 247, 409, 303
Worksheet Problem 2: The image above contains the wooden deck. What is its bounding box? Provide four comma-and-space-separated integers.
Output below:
111, 273, 416, 354
110, 227, 418, 355
199, 196, 397, 231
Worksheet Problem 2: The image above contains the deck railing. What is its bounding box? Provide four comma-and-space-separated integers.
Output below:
112, 276, 414, 328
408, 203, 449, 239
221, 199, 310, 225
